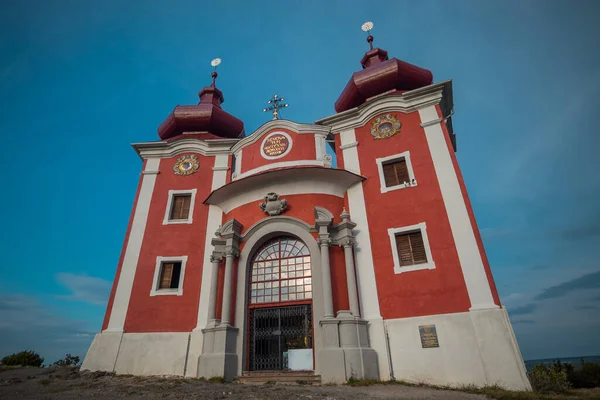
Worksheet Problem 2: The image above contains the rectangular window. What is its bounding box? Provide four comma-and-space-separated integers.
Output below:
383, 159, 410, 187
388, 223, 435, 274
395, 231, 427, 266
169, 194, 191, 220
159, 262, 182, 289
376, 152, 417, 193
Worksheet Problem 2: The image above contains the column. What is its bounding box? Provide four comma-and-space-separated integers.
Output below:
220, 249, 237, 325
206, 254, 222, 323
343, 240, 360, 318
319, 237, 334, 318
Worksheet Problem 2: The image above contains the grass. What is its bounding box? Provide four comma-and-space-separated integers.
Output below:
344, 377, 600, 399
208, 376, 225, 383
39, 379, 51, 386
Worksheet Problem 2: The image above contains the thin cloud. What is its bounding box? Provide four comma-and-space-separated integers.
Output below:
558, 220, 600, 240
508, 303, 537, 316
0, 294, 95, 363
574, 305, 598, 311
55, 273, 111, 306
512, 319, 535, 325
534, 271, 600, 301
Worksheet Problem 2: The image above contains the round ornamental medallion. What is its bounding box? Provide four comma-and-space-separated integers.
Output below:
260, 131, 293, 160
371, 114, 402, 140
173, 154, 199, 176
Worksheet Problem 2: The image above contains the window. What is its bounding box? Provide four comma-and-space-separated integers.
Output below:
388, 223, 435, 274
376, 151, 417, 193
249, 237, 312, 305
170, 195, 191, 220
159, 262, 182, 289
150, 256, 187, 296
163, 189, 197, 225
383, 159, 410, 187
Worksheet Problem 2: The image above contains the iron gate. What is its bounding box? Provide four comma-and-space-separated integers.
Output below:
249, 304, 312, 371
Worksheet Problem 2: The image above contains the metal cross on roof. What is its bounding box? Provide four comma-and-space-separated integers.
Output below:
262, 94, 289, 120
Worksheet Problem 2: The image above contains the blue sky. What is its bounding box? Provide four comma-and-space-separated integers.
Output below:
0, 0, 599, 364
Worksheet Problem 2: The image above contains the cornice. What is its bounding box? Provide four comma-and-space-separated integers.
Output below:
230, 119, 332, 154
132, 137, 239, 160
315, 80, 451, 132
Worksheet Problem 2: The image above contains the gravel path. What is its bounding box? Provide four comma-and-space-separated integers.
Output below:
0, 367, 488, 399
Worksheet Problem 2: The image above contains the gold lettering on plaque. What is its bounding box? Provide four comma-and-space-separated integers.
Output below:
262, 134, 290, 157
419, 324, 439, 348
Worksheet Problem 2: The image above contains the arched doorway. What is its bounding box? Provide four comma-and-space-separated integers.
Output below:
247, 236, 314, 371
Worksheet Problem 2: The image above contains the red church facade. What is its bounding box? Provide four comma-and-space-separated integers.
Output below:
82, 30, 530, 390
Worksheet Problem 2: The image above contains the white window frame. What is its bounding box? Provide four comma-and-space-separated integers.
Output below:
388, 222, 435, 274
376, 151, 417, 193
163, 189, 197, 225
150, 256, 188, 296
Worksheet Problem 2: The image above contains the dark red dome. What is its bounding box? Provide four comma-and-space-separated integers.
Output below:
334, 45, 433, 113
158, 78, 244, 140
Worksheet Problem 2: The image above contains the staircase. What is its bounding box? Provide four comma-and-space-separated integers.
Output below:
237, 370, 321, 385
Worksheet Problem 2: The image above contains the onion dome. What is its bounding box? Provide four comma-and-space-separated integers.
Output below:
334, 23, 434, 113
158, 59, 245, 140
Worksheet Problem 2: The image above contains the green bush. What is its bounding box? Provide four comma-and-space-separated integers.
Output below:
569, 360, 600, 389
1, 350, 44, 367
53, 354, 80, 366
527, 363, 571, 393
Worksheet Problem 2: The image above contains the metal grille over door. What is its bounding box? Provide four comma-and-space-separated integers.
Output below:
249, 305, 312, 371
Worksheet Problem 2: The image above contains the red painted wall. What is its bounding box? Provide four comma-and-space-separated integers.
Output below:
239, 128, 317, 174
353, 111, 472, 319
123, 153, 216, 332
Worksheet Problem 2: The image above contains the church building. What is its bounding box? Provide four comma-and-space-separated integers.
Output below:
81, 24, 531, 390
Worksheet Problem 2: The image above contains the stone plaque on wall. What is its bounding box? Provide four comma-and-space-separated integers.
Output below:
419, 324, 439, 348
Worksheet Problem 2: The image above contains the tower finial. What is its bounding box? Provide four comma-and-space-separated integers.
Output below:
262, 94, 289, 120
210, 58, 221, 86
361, 21, 374, 50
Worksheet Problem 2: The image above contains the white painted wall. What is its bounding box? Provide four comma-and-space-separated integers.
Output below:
418, 106, 497, 311
106, 158, 161, 332
385, 308, 531, 390
114, 333, 190, 376
81, 332, 123, 372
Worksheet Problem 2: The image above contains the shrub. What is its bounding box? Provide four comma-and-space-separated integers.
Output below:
527, 363, 571, 393
53, 354, 80, 366
569, 360, 600, 389
1, 351, 44, 367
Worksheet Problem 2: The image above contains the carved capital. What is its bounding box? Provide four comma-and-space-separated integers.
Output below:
225, 248, 240, 258
340, 238, 356, 248
318, 237, 332, 247
259, 192, 288, 216
210, 254, 223, 263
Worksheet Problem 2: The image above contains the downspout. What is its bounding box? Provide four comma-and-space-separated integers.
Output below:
383, 320, 395, 380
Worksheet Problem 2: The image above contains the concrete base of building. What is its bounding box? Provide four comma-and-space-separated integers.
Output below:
81, 331, 190, 376
197, 324, 239, 382
318, 312, 380, 383
384, 307, 531, 391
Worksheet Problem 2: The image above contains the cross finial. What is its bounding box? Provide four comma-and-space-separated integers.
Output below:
262, 94, 289, 120
210, 58, 221, 86
361, 21, 374, 50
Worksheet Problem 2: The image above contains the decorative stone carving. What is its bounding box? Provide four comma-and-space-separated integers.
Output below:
259, 192, 288, 216
173, 154, 200, 176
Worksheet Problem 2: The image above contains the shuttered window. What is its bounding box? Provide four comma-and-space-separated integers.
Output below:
395, 231, 427, 266
159, 262, 182, 289
169, 194, 191, 220
382, 159, 410, 187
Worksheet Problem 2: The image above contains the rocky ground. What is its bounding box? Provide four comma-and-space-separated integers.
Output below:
0, 366, 489, 399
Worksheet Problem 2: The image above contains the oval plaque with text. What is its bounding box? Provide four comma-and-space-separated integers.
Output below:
261, 133, 291, 159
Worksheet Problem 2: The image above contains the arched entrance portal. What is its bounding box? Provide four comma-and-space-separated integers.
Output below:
247, 237, 314, 371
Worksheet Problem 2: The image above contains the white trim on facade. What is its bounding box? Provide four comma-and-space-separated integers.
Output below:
232, 159, 329, 181
162, 189, 197, 225
150, 256, 188, 296
387, 222, 435, 274
314, 132, 327, 160
418, 105, 497, 311
106, 158, 161, 332
339, 141, 359, 150
259, 131, 294, 160
376, 151, 417, 193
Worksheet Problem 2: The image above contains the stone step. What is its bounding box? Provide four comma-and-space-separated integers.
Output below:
238, 371, 321, 385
